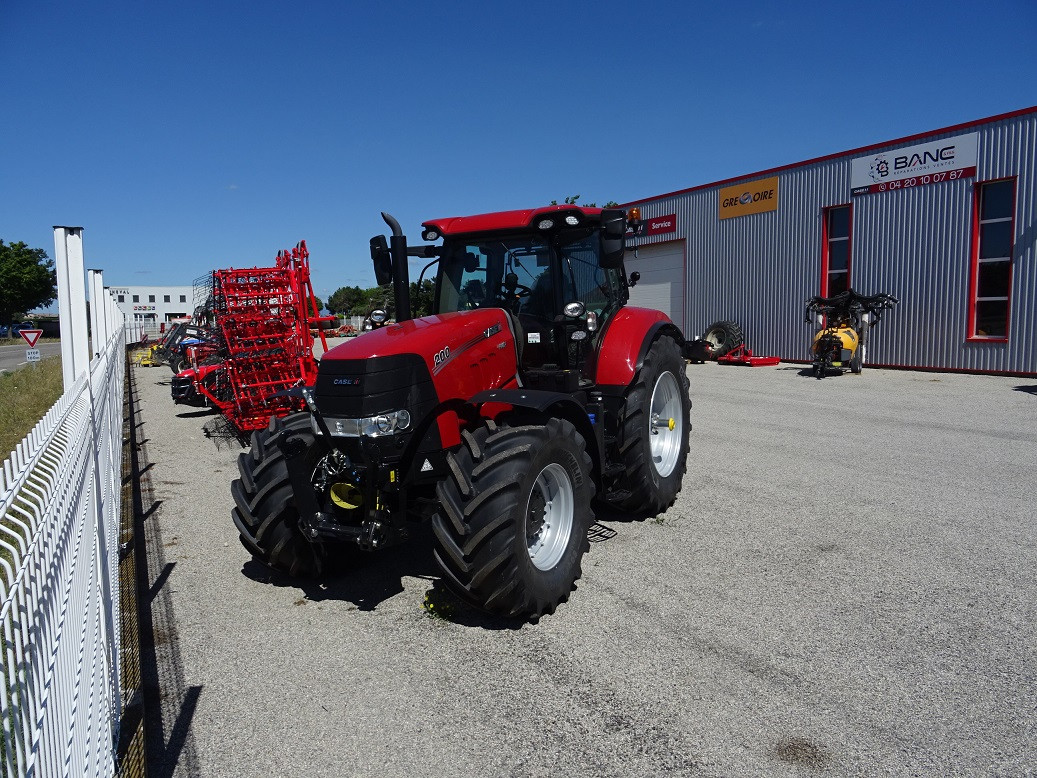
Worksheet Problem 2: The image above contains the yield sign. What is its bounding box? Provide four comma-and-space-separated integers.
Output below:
19, 329, 44, 348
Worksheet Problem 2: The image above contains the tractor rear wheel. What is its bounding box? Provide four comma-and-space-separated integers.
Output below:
701, 320, 744, 358
231, 412, 326, 577
432, 418, 593, 620
615, 336, 691, 516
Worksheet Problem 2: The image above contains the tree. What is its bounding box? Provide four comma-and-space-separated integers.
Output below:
327, 285, 367, 316
0, 240, 56, 335
409, 278, 435, 318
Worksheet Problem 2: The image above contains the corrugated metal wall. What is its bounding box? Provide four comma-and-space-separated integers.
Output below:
630, 110, 1037, 374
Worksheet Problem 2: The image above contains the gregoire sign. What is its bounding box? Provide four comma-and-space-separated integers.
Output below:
718, 177, 779, 220
851, 132, 978, 196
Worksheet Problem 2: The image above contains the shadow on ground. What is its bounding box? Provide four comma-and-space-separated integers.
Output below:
237, 515, 629, 630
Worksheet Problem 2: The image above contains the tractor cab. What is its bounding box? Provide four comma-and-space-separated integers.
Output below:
423, 206, 635, 388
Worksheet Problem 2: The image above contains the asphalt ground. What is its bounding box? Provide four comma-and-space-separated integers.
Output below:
132, 351, 1037, 777
0, 340, 61, 373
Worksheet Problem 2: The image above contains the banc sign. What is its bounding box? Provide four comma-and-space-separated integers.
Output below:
718, 176, 779, 220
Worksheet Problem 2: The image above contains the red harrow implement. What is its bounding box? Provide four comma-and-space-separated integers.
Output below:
172, 241, 332, 432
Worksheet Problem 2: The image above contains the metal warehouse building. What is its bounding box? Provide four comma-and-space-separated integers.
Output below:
623, 106, 1037, 375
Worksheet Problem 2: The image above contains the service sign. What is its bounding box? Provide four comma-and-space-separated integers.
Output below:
644, 213, 677, 237
850, 132, 978, 196
718, 177, 779, 220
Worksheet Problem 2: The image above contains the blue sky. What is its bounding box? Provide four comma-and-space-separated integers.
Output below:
3, 1, 1035, 306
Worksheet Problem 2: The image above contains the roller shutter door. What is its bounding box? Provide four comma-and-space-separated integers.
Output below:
624, 241, 685, 329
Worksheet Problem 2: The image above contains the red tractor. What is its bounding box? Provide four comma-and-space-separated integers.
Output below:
231, 205, 692, 619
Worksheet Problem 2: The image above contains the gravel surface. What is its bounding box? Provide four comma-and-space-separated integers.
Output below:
132, 355, 1037, 777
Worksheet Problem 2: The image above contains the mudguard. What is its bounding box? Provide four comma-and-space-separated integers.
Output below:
593, 307, 685, 387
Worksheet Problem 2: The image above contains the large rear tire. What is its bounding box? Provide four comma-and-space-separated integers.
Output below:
615, 336, 691, 515
701, 320, 744, 358
432, 418, 594, 620
230, 413, 326, 577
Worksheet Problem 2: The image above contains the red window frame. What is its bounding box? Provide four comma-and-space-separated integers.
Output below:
821, 203, 852, 296
967, 177, 1016, 342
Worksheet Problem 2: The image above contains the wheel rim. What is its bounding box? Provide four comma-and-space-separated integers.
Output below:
649, 371, 682, 477
704, 329, 724, 349
525, 462, 574, 571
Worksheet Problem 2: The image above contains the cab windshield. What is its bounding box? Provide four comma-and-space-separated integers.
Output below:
435, 230, 621, 321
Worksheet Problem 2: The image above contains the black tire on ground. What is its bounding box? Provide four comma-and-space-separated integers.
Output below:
431, 418, 594, 620
230, 412, 326, 577
850, 329, 866, 374
615, 336, 691, 515
701, 320, 744, 358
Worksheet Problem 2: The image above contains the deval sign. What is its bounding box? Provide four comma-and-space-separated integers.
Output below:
851, 132, 978, 196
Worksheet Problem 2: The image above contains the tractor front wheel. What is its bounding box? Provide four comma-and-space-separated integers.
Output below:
615, 336, 691, 516
231, 413, 326, 577
432, 418, 593, 620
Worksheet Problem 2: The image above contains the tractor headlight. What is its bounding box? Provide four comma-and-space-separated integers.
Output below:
537, 218, 555, 230
369, 309, 388, 324
314, 409, 413, 438
564, 214, 580, 226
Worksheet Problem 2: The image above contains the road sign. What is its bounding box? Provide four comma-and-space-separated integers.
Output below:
26, 349, 41, 362
19, 329, 44, 348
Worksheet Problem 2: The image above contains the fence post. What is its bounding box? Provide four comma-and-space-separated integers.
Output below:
53, 226, 91, 390
87, 269, 107, 358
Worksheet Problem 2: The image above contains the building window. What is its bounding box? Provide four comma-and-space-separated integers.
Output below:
180, 295, 187, 303
149, 295, 156, 303
822, 204, 851, 295
969, 178, 1015, 340
132, 295, 139, 303
164, 295, 170, 303
117, 294, 125, 302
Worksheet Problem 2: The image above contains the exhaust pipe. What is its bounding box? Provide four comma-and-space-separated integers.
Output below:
381, 212, 412, 322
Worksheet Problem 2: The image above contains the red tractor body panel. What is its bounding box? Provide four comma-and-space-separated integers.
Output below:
323, 310, 521, 447
593, 307, 674, 387
424, 205, 603, 236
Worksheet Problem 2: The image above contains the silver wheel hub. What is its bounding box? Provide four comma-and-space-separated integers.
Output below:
649, 371, 682, 478
526, 462, 575, 571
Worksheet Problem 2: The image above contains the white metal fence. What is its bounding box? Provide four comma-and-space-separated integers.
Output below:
1, 229, 127, 777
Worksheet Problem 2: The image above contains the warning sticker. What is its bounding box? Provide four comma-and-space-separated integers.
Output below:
527, 332, 541, 344
420, 459, 433, 473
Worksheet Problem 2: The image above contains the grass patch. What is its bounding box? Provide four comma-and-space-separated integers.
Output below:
0, 356, 64, 462
422, 587, 458, 621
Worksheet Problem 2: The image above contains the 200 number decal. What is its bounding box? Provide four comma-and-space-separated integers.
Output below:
433, 347, 450, 366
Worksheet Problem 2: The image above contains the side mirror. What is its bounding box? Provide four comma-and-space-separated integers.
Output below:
370, 235, 392, 285
600, 208, 627, 269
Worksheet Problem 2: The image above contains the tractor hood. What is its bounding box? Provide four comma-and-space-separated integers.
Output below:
318, 309, 520, 412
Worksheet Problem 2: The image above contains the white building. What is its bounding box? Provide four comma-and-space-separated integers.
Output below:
108, 284, 197, 332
